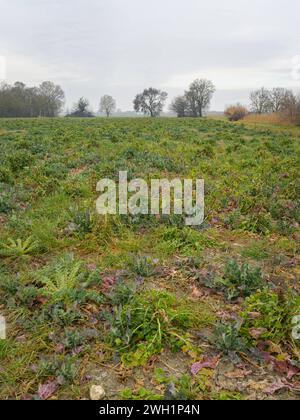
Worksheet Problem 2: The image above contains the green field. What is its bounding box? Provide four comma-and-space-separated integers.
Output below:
0, 117, 299, 400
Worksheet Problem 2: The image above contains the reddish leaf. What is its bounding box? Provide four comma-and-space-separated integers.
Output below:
249, 328, 267, 340
54, 343, 65, 354
287, 365, 300, 380
272, 359, 300, 379
37, 296, 48, 305
191, 355, 220, 376
102, 275, 116, 293
38, 381, 58, 400
265, 379, 296, 395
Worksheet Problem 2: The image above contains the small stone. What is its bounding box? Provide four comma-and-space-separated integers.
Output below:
90, 385, 106, 400
64, 222, 78, 235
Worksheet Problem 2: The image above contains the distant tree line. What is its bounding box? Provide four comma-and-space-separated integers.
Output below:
225, 87, 300, 124
0, 81, 65, 117
250, 87, 297, 114
1, 79, 299, 123
0, 78, 217, 119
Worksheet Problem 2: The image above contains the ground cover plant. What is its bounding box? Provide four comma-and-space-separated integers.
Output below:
0, 117, 299, 400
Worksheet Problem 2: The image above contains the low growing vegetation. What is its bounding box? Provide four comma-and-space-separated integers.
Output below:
0, 117, 299, 400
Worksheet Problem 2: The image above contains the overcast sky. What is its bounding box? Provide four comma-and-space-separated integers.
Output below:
0, 0, 299, 111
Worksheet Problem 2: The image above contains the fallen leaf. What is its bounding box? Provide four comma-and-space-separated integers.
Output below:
191, 355, 220, 376
216, 311, 236, 322
258, 347, 300, 380
287, 365, 300, 380
36, 296, 48, 305
249, 328, 268, 340
190, 286, 203, 299
268, 342, 284, 355
247, 379, 270, 392
54, 343, 65, 354
38, 381, 58, 400
272, 359, 300, 379
102, 275, 116, 293
265, 379, 294, 395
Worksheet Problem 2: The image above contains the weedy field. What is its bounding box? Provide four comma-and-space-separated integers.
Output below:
0, 117, 299, 400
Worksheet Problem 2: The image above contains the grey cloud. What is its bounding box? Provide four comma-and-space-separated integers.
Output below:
0, 0, 299, 111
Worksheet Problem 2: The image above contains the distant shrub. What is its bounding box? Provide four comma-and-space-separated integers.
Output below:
225, 104, 248, 121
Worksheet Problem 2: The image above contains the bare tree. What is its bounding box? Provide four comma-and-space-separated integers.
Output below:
99, 95, 116, 117
170, 95, 189, 117
269, 88, 292, 113
133, 88, 168, 117
38, 81, 65, 117
185, 79, 215, 117
281, 91, 300, 123
250, 88, 272, 114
